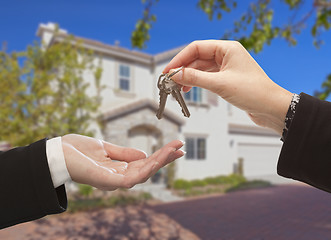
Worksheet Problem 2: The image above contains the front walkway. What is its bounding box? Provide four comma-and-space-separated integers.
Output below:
132, 183, 182, 202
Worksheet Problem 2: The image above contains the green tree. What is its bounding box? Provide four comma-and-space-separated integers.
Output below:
132, 0, 331, 97
132, 0, 331, 52
0, 33, 103, 146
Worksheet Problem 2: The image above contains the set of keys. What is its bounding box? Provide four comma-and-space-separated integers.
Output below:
156, 67, 190, 119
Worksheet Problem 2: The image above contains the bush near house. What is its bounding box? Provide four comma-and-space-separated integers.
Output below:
172, 174, 272, 197
225, 180, 272, 193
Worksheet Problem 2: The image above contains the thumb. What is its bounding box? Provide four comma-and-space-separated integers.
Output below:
170, 67, 218, 92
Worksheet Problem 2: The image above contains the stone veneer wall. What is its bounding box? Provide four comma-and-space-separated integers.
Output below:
102, 108, 180, 148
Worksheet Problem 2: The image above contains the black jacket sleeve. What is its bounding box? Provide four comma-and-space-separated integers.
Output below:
0, 138, 67, 229
278, 93, 331, 193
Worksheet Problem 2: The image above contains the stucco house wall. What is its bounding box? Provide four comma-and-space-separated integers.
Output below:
37, 22, 284, 182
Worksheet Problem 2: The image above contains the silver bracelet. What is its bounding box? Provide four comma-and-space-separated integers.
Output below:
281, 93, 300, 142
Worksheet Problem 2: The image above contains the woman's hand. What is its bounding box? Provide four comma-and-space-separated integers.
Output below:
61, 134, 184, 191
164, 40, 293, 134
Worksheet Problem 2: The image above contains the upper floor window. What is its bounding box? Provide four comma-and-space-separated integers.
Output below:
184, 87, 202, 103
185, 136, 206, 160
119, 64, 131, 91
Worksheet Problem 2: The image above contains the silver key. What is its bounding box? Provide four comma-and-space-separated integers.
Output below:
156, 85, 168, 119
156, 67, 190, 119
171, 84, 190, 118
156, 73, 170, 119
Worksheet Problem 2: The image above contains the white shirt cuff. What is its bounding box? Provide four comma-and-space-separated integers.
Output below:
46, 137, 71, 188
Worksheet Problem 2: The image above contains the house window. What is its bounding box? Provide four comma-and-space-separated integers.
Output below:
119, 64, 130, 91
185, 137, 206, 160
184, 87, 202, 103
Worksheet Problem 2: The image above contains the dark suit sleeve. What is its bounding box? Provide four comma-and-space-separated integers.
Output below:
278, 93, 331, 193
0, 138, 67, 229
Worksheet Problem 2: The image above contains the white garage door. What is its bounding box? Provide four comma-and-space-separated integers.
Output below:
237, 143, 282, 177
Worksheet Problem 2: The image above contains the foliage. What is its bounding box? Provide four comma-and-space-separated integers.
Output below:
172, 175, 271, 197
166, 162, 176, 188
133, 1, 331, 99
173, 179, 193, 190
131, 0, 158, 49
68, 191, 153, 213
0, 29, 103, 146
315, 74, 331, 100
133, 0, 331, 53
205, 174, 246, 185
225, 179, 272, 192
191, 179, 208, 187
78, 184, 94, 198
173, 174, 246, 190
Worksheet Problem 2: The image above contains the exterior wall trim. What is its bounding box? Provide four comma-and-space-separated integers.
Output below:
228, 123, 279, 137
101, 98, 185, 126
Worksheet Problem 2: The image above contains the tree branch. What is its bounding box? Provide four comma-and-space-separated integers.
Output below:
314, 0, 331, 8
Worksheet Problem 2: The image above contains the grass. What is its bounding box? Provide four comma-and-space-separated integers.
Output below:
172, 175, 272, 197
225, 180, 273, 193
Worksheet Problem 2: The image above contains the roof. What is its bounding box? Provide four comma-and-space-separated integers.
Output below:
101, 98, 185, 126
36, 22, 186, 66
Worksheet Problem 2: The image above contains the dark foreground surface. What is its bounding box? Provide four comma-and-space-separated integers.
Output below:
152, 184, 331, 240
1, 184, 331, 240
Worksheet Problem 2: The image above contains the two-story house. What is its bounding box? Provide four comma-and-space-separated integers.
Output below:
37, 22, 285, 183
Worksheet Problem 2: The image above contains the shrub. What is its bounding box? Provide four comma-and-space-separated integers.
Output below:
205, 176, 229, 185
225, 174, 246, 185
138, 192, 153, 201
78, 184, 94, 198
173, 179, 192, 190
191, 179, 208, 187
166, 162, 176, 188
68, 191, 153, 213
225, 180, 272, 193
204, 175, 246, 185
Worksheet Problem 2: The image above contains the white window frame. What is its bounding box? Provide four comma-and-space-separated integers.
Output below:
118, 64, 132, 92
185, 136, 207, 160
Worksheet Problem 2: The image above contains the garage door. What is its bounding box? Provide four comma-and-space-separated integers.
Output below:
237, 143, 282, 177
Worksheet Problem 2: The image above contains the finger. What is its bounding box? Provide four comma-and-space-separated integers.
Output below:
142, 140, 185, 175
102, 140, 147, 162
183, 86, 192, 92
186, 59, 220, 72
120, 140, 185, 186
148, 139, 184, 161
91, 144, 185, 190
163, 40, 224, 73
141, 148, 185, 182
123, 146, 185, 187
170, 67, 220, 92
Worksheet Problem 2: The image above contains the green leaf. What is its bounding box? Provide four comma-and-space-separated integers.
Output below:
0, 28, 103, 146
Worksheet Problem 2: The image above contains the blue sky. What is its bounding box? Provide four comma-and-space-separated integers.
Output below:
1, 0, 331, 96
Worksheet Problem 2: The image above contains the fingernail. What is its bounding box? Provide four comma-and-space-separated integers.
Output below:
180, 140, 186, 145
141, 150, 148, 158
179, 149, 186, 155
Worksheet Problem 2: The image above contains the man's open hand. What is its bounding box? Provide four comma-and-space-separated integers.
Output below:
61, 134, 184, 190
